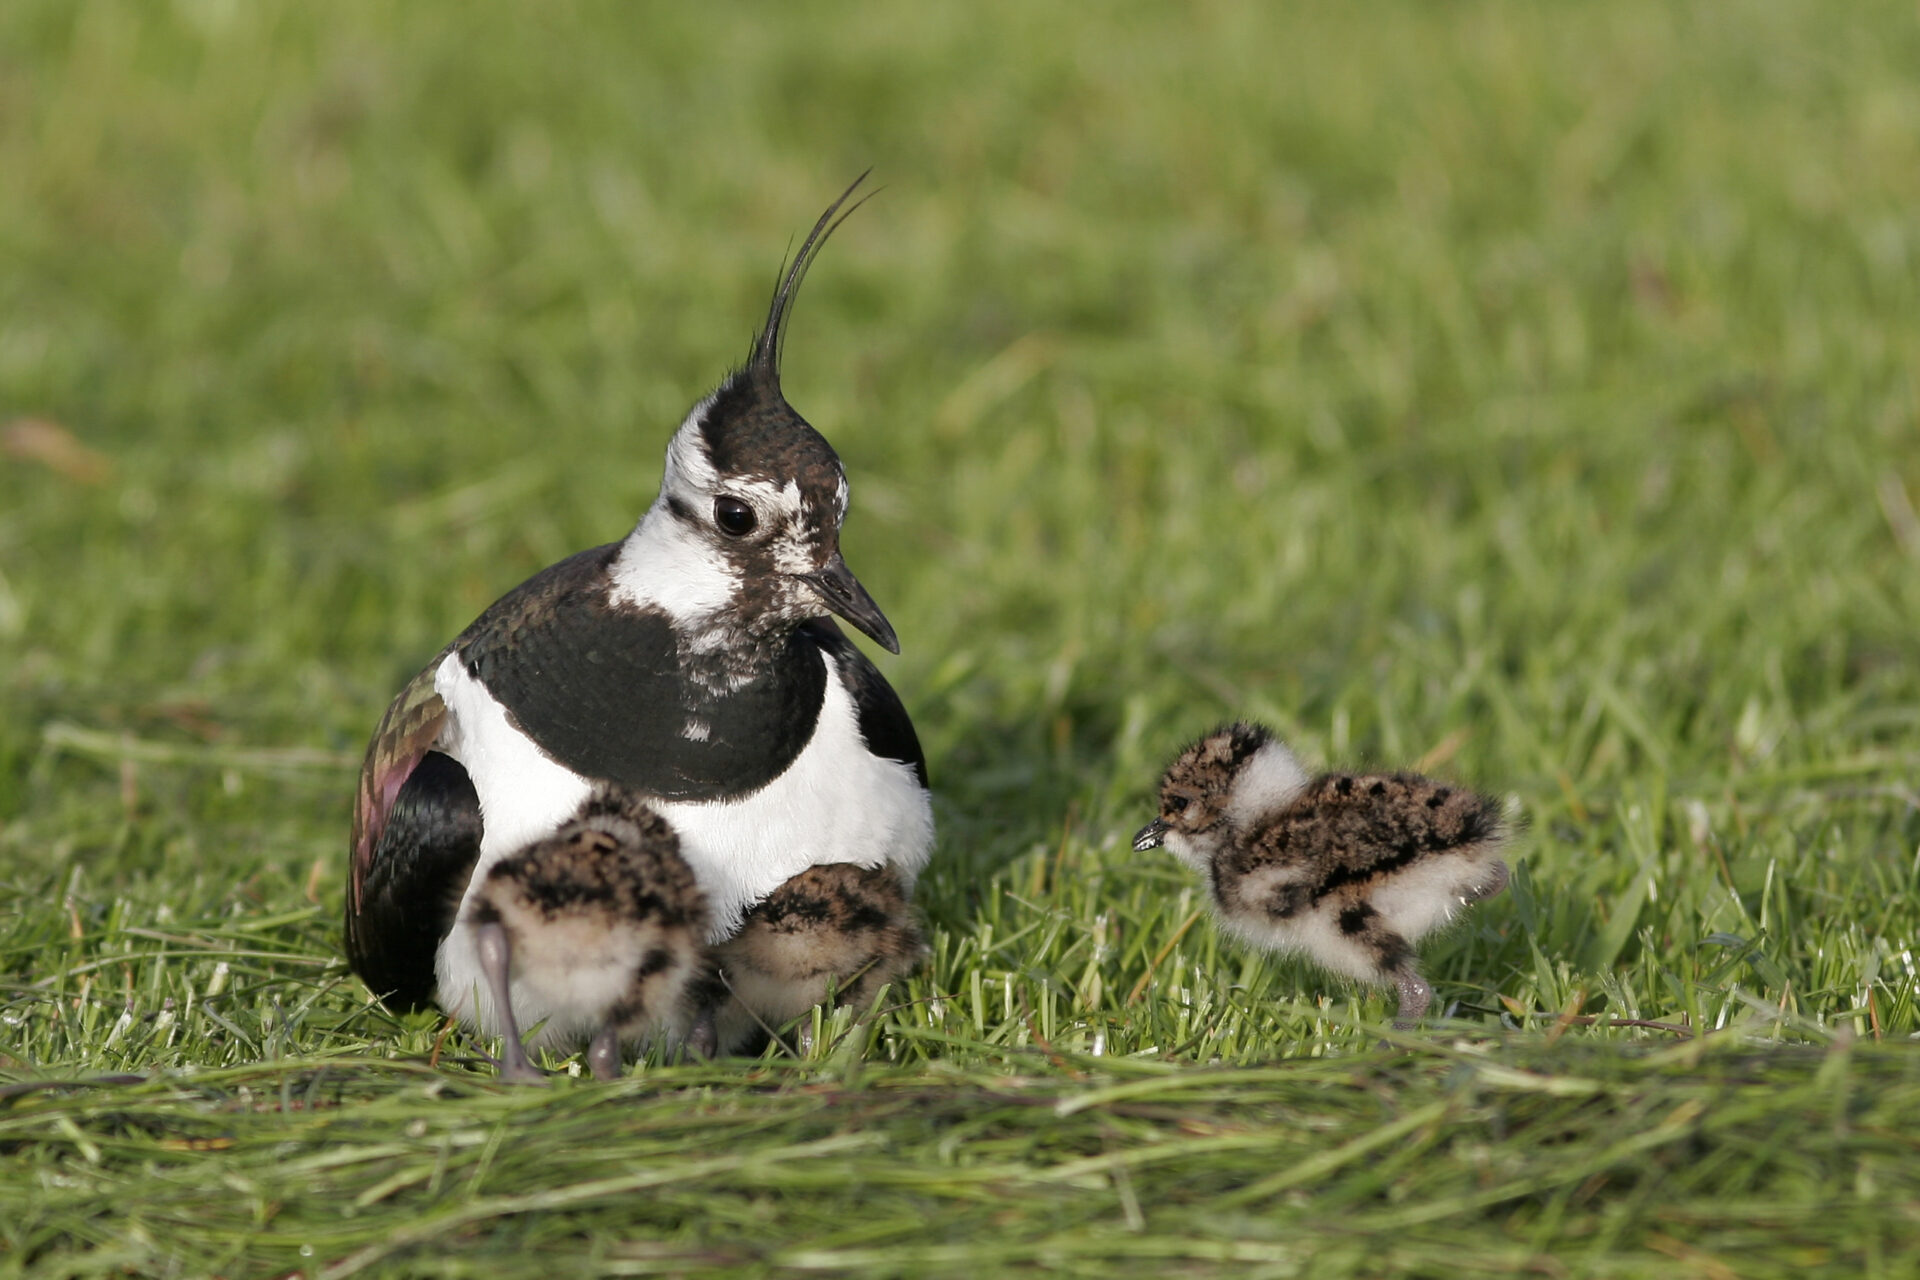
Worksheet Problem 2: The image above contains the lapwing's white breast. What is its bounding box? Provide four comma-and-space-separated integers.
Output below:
653, 650, 934, 941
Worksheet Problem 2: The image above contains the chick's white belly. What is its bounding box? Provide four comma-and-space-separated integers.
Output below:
491, 906, 686, 1046
1212, 863, 1391, 983
428, 653, 933, 1036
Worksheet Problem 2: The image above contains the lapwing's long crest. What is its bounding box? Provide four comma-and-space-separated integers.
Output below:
750, 171, 877, 390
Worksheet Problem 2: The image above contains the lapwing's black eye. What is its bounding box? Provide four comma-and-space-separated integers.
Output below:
713, 496, 757, 537
1166, 793, 1192, 816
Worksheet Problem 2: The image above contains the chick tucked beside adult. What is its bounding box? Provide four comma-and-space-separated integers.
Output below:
466, 787, 712, 1079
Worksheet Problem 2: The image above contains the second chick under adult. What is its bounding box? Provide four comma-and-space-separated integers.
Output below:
467, 788, 712, 1080
707, 861, 924, 1055
1135, 723, 1509, 1028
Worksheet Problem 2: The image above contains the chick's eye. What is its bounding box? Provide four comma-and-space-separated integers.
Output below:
713, 496, 757, 537
1165, 793, 1192, 816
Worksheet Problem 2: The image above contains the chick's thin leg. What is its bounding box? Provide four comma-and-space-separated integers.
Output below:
683, 1004, 718, 1061
586, 1024, 622, 1082
1391, 961, 1432, 1030
474, 919, 543, 1081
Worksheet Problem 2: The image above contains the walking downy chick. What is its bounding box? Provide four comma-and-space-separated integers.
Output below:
1134, 723, 1509, 1028
466, 788, 711, 1080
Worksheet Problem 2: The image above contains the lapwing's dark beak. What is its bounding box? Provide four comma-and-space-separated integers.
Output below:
803, 552, 899, 654
1133, 819, 1169, 852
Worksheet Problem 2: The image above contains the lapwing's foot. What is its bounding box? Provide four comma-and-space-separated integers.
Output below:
476, 1041, 549, 1083
497, 1056, 549, 1083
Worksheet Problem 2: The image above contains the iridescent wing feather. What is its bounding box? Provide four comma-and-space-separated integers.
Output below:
345, 654, 482, 1010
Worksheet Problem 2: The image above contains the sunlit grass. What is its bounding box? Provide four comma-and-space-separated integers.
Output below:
3, 0, 1918, 1275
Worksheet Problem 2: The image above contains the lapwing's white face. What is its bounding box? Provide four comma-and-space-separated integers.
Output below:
610, 374, 894, 656
665, 409, 843, 563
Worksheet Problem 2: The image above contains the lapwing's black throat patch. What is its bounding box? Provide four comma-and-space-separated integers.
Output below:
452, 544, 830, 800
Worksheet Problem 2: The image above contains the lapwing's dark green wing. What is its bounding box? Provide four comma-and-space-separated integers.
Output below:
346, 653, 478, 1011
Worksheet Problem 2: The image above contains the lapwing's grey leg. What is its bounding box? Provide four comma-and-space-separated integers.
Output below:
474, 919, 543, 1081
1391, 962, 1432, 1031
586, 1024, 622, 1082
1464, 860, 1510, 904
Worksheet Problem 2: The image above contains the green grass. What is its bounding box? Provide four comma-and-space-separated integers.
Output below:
4, 0, 1919, 1274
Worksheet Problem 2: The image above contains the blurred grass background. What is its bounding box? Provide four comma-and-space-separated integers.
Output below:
2, 1, 1918, 1275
